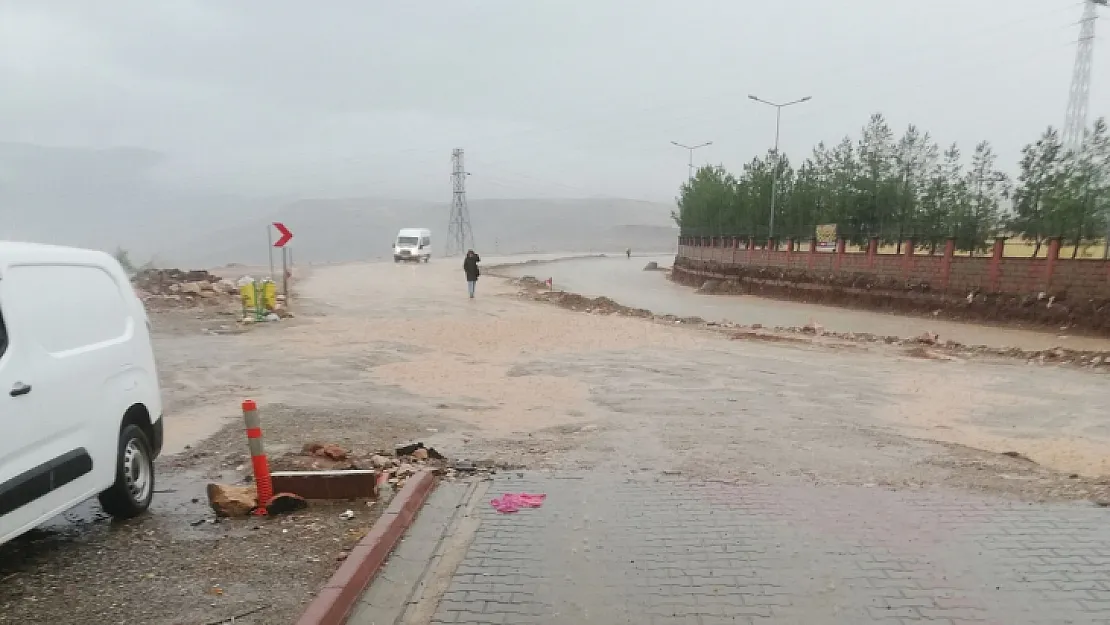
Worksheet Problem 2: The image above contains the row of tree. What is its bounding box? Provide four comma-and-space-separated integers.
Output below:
673, 114, 1110, 256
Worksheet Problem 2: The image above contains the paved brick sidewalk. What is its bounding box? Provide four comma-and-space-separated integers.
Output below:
431, 472, 1110, 624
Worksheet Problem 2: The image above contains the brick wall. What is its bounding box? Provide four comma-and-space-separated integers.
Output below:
675, 236, 1110, 300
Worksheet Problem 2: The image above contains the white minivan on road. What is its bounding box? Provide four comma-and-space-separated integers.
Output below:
0, 242, 164, 546
393, 228, 432, 263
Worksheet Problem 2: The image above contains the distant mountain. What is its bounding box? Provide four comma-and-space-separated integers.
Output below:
0, 142, 677, 268
163, 197, 678, 267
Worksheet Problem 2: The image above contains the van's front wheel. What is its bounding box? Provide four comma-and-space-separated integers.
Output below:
98, 425, 155, 519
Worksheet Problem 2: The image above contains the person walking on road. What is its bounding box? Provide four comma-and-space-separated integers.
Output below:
626, 247, 632, 259
463, 249, 481, 298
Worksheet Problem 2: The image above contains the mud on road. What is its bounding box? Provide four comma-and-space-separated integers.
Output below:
4, 256, 1110, 625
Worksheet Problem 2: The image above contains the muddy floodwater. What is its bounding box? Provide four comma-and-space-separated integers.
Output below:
501, 254, 1110, 352
5, 253, 1110, 625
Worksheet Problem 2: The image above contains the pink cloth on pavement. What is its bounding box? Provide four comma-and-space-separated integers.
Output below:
490, 493, 547, 514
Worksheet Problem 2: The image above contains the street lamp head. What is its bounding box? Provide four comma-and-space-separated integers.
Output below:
747, 95, 759, 101
800, 96, 813, 102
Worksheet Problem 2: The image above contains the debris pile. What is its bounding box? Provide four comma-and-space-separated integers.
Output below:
132, 268, 238, 310
511, 279, 653, 318
278, 441, 448, 490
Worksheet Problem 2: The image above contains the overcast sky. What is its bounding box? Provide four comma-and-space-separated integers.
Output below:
0, 0, 1105, 202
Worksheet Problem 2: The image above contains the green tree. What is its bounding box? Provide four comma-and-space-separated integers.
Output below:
959, 141, 1010, 254
673, 113, 1105, 250
891, 124, 937, 252
1061, 119, 1110, 256
1010, 127, 1064, 256
855, 114, 897, 241
674, 165, 739, 236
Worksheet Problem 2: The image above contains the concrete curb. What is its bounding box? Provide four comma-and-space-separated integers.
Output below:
294, 469, 438, 625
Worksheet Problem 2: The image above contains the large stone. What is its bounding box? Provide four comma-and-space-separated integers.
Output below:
696, 280, 721, 294
915, 332, 939, 346
315, 444, 349, 461
370, 454, 395, 469
179, 282, 203, 295
206, 483, 257, 517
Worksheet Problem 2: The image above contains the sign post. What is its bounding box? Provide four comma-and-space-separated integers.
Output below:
272, 222, 294, 302
267, 226, 275, 281
281, 248, 289, 300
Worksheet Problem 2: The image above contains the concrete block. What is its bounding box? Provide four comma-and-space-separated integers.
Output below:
271, 469, 380, 500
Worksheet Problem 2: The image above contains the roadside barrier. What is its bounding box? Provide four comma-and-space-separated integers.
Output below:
242, 399, 274, 514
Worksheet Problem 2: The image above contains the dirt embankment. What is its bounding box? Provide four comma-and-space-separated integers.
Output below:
507, 275, 1110, 372
671, 258, 1110, 336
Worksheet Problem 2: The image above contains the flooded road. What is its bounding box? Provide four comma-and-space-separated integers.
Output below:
500, 254, 1110, 352
7, 254, 1110, 625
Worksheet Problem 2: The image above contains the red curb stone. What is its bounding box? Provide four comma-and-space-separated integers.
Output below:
293, 469, 437, 625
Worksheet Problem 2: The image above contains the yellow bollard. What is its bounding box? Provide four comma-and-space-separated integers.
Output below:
262, 280, 277, 311
239, 282, 256, 314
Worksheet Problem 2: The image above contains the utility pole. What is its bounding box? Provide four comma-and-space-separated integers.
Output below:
670, 141, 713, 181
446, 148, 474, 257
1062, 1, 1108, 256
748, 94, 812, 242
1065, 0, 1106, 150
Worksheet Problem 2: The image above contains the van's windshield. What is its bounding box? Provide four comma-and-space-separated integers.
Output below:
397, 237, 419, 246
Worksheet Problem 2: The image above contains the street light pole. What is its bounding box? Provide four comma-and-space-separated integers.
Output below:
670, 140, 713, 181
671, 140, 714, 234
748, 95, 812, 242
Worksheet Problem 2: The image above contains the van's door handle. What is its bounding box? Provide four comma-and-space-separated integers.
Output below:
10, 383, 31, 397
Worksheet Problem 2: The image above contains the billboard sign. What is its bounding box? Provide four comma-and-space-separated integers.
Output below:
815, 224, 837, 250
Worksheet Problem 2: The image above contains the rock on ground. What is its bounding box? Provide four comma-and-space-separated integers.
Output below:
206, 483, 257, 517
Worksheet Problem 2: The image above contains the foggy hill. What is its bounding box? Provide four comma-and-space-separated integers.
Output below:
0, 142, 677, 268
162, 197, 677, 267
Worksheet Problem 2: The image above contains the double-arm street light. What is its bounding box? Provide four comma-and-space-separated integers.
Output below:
670, 140, 713, 181
748, 95, 812, 241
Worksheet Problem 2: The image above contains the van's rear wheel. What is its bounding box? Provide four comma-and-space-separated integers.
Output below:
98, 425, 155, 519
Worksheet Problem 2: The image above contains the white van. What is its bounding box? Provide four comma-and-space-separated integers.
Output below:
0, 242, 164, 545
393, 228, 431, 263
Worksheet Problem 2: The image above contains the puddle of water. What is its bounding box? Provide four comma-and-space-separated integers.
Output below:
501, 255, 1110, 352
162, 404, 237, 456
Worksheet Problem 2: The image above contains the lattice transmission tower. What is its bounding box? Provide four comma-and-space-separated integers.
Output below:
446, 148, 474, 257
1064, 0, 1108, 150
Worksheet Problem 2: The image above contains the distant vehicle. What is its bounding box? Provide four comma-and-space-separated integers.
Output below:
393, 228, 432, 263
0, 242, 164, 546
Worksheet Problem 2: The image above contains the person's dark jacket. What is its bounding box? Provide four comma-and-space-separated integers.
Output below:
463, 254, 481, 281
